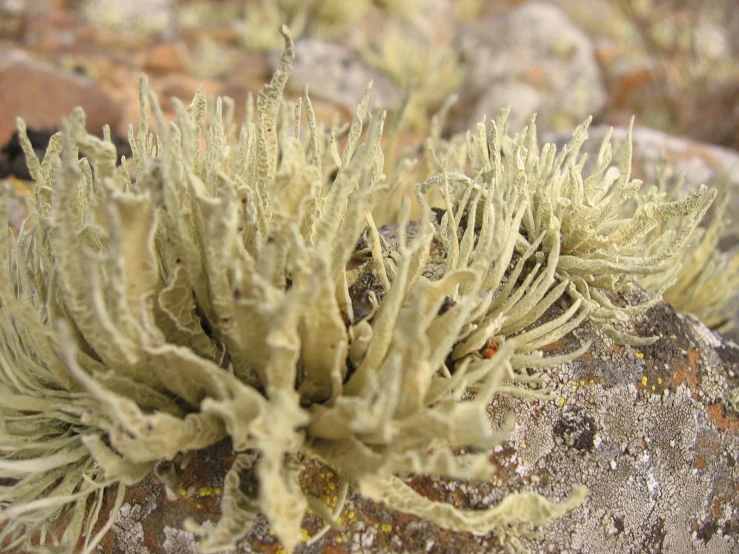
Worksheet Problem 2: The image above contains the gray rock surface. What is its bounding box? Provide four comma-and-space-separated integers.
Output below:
268, 39, 401, 112
454, 2, 607, 134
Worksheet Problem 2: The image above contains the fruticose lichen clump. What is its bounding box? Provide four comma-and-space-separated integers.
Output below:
0, 26, 714, 554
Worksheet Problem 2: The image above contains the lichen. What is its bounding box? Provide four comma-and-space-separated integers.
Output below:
414, 112, 715, 344
0, 25, 713, 554
635, 165, 739, 332
360, 25, 466, 129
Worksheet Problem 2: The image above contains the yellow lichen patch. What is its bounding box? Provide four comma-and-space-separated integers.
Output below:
634, 352, 645, 359
381, 523, 393, 533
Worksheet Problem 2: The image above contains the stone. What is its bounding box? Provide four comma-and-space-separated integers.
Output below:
454, 2, 607, 134
144, 41, 186, 74
0, 50, 122, 143
22, 7, 78, 53
268, 39, 401, 112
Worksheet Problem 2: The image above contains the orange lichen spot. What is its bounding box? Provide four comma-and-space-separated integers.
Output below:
706, 404, 739, 435
670, 366, 700, 396
693, 432, 722, 469
687, 347, 699, 367
522, 65, 545, 87
693, 454, 708, 470
483, 342, 499, 358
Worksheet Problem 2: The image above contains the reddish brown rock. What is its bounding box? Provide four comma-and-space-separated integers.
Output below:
144, 41, 186, 74
0, 50, 122, 143
22, 8, 77, 53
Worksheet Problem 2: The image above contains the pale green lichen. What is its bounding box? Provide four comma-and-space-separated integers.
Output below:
729, 387, 739, 414
414, 112, 715, 344
0, 25, 713, 554
360, 24, 466, 129
635, 165, 739, 332
238, 0, 423, 51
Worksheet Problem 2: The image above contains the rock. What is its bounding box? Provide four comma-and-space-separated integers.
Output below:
268, 39, 401, 112
683, 76, 739, 150
22, 7, 78, 53
87, 250, 739, 554
144, 41, 186, 74
0, 50, 122, 143
454, 2, 607, 133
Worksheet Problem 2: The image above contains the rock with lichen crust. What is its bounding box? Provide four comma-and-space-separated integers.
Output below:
89, 228, 739, 554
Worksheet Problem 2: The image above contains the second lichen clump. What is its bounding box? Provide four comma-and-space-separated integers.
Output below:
0, 26, 715, 554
